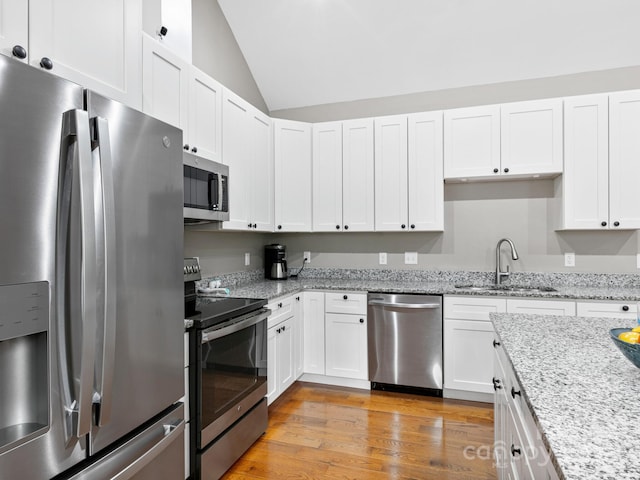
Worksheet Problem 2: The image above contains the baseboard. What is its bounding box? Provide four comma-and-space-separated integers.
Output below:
443, 388, 494, 403
299, 373, 371, 390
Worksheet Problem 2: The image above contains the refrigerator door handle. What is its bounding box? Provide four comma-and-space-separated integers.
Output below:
91, 116, 117, 427
58, 109, 98, 438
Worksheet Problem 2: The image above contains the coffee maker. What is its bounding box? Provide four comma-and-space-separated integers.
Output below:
264, 244, 288, 279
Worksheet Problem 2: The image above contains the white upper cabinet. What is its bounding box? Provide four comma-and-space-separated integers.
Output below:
560, 94, 609, 230
608, 90, 640, 230
444, 105, 500, 179
500, 99, 563, 176
374, 115, 408, 231
29, 0, 142, 109
342, 119, 375, 232
188, 66, 222, 162
408, 111, 444, 231
0, 0, 28, 62
312, 122, 343, 232
560, 90, 640, 230
221, 88, 273, 231
274, 119, 312, 232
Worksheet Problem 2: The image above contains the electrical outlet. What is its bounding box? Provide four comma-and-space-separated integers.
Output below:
379, 252, 387, 265
404, 252, 418, 265
244, 253, 250, 266
564, 252, 575, 267
637, 254, 640, 269
303, 251, 311, 263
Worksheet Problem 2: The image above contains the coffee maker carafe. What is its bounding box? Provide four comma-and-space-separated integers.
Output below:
264, 244, 288, 279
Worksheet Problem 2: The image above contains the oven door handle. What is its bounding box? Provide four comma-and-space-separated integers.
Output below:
201, 309, 269, 343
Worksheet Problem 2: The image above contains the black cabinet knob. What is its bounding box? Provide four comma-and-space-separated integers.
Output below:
277, 225, 282, 230
191, 146, 198, 153
359, 318, 364, 323
623, 305, 629, 312
493, 168, 499, 173
253, 223, 257, 228
344, 225, 349, 230
336, 225, 340, 230
247, 223, 252, 228
281, 325, 286, 332
401, 224, 406, 229
511, 386, 521, 398
510, 445, 521, 457
39, 57, 53, 70
12, 45, 27, 59
601, 221, 607, 227
159, 26, 168, 37
343, 295, 348, 300
492, 377, 502, 391
278, 302, 283, 308
296, 296, 300, 301
614, 221, 620, 227
503, 167, 510, 173
410, 224, 415, 229
493, 339, 501, 348
184, 144, 189, 150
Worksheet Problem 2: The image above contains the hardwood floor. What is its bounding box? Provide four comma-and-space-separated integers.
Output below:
222, 382, 497, 479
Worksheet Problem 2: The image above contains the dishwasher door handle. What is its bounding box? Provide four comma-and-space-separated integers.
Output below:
368, 301, 441, 309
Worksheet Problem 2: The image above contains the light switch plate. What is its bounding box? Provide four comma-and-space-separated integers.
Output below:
304, 251, 311, 264
379, 252, 387, 265
244, 253, 250, 266
564, 252, 575, 267
404, 252, 418, 265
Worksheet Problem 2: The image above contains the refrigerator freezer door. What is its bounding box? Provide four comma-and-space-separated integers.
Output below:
86, 91, 184, 454
0, 56, 87, 477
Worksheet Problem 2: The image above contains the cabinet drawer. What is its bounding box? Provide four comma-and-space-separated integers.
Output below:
325, 292, 367, 315
576, 301, 637, 319
267, 295, 294, 328
444, 296, 506, 322
506, 298, 575, 316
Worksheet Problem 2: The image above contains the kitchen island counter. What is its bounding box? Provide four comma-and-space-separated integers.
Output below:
491, 312, 640, 480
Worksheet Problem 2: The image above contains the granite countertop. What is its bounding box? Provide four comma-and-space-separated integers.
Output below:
217, 277, 640, 303
491, 313, 640, 480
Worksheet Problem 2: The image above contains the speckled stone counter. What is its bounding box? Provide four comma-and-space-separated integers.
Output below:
491, 313, 640, 480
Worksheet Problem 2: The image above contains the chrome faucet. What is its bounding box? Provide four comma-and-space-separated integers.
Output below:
495, 238, 519, 285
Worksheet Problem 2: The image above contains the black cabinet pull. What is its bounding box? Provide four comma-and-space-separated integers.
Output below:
493, 339, 501, 348
359, 318, 364, 324
191, 146, 198, 153
247, 223, 252, 228
281, 325, 286, 332
12, 45, 27, 59
296, 296, 300, 301
601, 221, 607, 227
401, 224, 406, 229
253, 223, 257, 228
492, 377, 502, 390
277, 225, 282, 230
614, 221, 620, 227
493, 168, 499, 173
511, 386, 521, 398
503, 167, 510, 173
623, 305, 629, 312
40, 57, 53, 70
336, 225, 340, 230
343, 295, 348, 300
510, 445, 521, 456
158, 26, 168, 37
184, 144, 189, 151
344, 225, 349, 230
276, 327, 281, 334
278, 302, 283, 308
410, 224, 415, 229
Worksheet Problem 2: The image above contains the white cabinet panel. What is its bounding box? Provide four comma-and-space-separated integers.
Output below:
0, 0, 28, 62
30, 0, 142, 109
506, 298, 575, 316
312, 122, 343, 232
374, 115, 408, 231
267, 314, 295, 405
325, 313, 367, 380
293, 294, 304, 379
500, 99, 563, 176
266, 325, 278, 403
444, 296, 507, 321
250, 110, 274, 231
444, 105, 500, 179
274, 119, 312, 232
325, 292, 367, 315
188, 67, 222, 162
303, 292, 325, 375
342, 119, 375, 231
576, 301, 637, 320
408, 111, 444, 231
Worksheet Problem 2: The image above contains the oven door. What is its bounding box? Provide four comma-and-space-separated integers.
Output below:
195, 309, 268, 448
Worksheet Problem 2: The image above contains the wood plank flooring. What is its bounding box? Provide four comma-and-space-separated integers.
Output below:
222, 382, 497, 479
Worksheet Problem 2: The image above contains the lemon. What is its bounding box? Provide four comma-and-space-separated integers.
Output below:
632, 326, 640, 333
618, 331, 640, 344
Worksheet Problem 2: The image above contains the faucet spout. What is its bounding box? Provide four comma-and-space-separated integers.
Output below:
496, 238, 519, 284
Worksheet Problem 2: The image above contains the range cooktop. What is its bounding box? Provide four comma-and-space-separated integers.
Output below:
186, 296, 267, 330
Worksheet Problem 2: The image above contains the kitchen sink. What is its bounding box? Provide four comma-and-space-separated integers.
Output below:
454, 284, 557, 293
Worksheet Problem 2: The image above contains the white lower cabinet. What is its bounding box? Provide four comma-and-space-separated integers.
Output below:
576, 300, 638, 320
303, 292, 325, 375
325, 313, 367, 380
266, 295, 299, 405
506, 298, 575, 316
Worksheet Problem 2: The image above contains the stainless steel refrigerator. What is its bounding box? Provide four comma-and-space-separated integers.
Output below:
0, 54, 185, 479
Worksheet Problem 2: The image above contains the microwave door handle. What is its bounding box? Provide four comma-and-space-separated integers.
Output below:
207, 173, 215, 209
58, 109, 98, 439
91, 116, 117, 427
218, 174, 224, 211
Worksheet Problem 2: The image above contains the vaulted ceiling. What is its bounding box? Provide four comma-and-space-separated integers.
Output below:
217, 0, 640, 112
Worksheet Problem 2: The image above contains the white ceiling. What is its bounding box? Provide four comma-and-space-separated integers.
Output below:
217, 0, 640, 112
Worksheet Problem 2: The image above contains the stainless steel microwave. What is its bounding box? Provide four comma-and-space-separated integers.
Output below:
183, 153, 229, 224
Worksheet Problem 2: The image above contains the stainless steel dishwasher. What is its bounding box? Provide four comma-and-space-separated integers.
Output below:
367, 293, 443, 395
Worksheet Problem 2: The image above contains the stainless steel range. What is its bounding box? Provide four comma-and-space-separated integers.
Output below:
184, 258, 269, 480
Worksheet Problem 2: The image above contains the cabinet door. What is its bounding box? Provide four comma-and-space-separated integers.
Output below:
444, 296, 507, 321
312, 122, 343, 232
142, 34, 189, 129
561, 94, 609, 230
342, 119, 375, 231
292, 295, 304, 379
250, 108, 274, 231
506, 299, 575, 316
444, 105, 500, 179
325, 313, 367, 380
266, 325, 278, 404
609, 90, 640, 229
30, 0, 142, 109
444, 319, 495, 394
221, 89, 252, 230
374, 115, 408, 231
187, 66, 222, 162
0, 0, 28, 62
500, 99, 563, 176
408, 111, 444, 231
274, 119, 312, 232
303, 292, 325, 375
576, 301, 637, 320
277, 318, 295, 393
